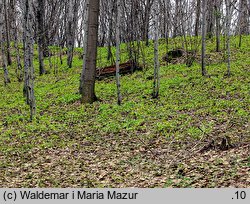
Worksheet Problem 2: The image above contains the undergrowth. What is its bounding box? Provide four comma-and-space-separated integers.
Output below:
0, 36, 249, 187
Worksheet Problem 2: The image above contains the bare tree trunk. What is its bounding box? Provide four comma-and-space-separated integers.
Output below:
3, 0, 12, 66
67, 0, 74, 68
215, 0, 221, 52
23, 0, 36, 121
66, 0, 79, 68
79, 0, 89, 94
206, 0, 215, 39
163, 0, 171, 54
8, 0, 15, 41
80, 0, 100, 103
225, 0, 231, 77
248, 0, 250, 14
201, 0, 207, 76
194, 0, 201, 36
115, 0, 122, 105
173, 0, 182, 37
238, 0, 249, 35
0, 0, 10, 85
238, 0, 249, 47
153, 0, 160, 99
143, 0, 152, 46
12, 1, 23, 82
35, 0, 46, 75
107, 0, 115, 61
14, 26, 23, 82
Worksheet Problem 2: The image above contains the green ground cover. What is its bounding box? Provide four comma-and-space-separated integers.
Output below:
0, 36, 249, 187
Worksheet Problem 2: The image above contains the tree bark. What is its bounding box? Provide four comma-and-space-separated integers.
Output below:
206, 0, 215, 39
115, 0, 122, 105
66, 0, 79, 68
3, 0, 12, 66
67, 0, 74, 68
79, 0, 89, 94
153, 0, 160, 99
107, 0, 115, 61
173, 0, 182, 37
238, 0, 249, 47
0, 0, 10, 85
14, 22, 23, 82
143, 0, 153, 46
225, 0, 231, 77
80, 0, 100, 103
238, 0, 249, 35
201, 0, 207, 76
215, 0, 221, 52
194, 0, 201, 36
36, 0, 46, 75
23, 0, 36, 121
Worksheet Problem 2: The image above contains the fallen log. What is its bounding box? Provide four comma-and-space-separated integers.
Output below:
96, 61, 142, 79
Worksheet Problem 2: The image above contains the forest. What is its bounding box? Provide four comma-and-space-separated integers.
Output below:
0, 0, 249, 187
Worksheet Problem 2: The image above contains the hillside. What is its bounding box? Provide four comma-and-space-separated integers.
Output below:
0, 36, 249, 187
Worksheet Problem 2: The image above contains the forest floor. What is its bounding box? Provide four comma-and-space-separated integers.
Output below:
0, 36, 249, 187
